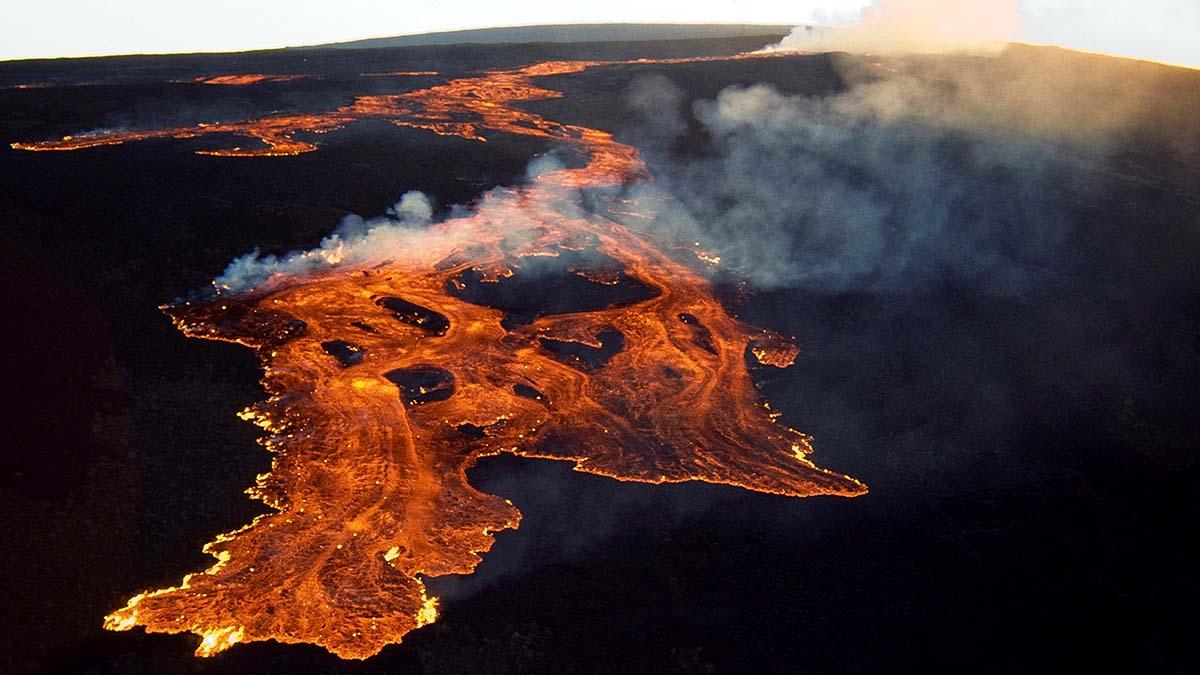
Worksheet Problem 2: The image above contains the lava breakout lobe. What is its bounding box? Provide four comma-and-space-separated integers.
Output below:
100, 56, 866, 659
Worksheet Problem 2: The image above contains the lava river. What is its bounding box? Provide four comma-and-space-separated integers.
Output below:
51, 57, 869, 658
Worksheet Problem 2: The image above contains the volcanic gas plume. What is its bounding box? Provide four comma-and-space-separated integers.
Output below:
41, 57, 866, 658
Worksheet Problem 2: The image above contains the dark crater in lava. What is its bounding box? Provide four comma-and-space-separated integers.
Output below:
678, 312, 718, 355
320, 339, 365, 366
447, 246, 658, 328
384, 365, 456, 405
539, 328, 625, 370
512, 382, 550, 404
375, 296, 451, 336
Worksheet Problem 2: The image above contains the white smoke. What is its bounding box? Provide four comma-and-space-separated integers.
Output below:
771, 0, 1022, 55
613, 84, 1065, 293
609, 45, 1197, 293
209, 41, 1195, 300
209, 174, 592, 295
778, 1, 1200, 68
214, 190, 437, 292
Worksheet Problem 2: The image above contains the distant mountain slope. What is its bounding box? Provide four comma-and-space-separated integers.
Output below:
315, 23, 793, 49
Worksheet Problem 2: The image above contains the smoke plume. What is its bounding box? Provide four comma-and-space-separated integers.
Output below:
771, 0, 1021, 55
609, 46, 1198, 293
215, 190, 438, 292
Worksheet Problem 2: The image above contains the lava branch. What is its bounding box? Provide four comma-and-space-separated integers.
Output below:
96, 53, 865, 660
10, 53, 784, 157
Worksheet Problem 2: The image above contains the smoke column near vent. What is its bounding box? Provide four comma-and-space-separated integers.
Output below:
776, 0, 1199, 68
773, 0, 1021, 54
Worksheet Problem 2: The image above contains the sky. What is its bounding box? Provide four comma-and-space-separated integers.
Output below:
2, 0, 1196, 68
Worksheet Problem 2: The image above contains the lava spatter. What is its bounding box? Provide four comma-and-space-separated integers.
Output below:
92, 55, 865, 659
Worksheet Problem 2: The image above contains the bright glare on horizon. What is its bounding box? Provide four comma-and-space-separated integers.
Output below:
2, 0, 1196, 68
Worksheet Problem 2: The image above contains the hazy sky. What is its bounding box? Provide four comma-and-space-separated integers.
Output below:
2, 0, 1196, 67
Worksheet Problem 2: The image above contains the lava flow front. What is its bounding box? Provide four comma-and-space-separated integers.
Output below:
90, 57, 866, 659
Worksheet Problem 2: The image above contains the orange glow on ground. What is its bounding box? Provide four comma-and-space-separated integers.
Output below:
192, 74, 307, 85
69, 54, 864, 659
10, 53, 781, 157
361, 70, 441, 77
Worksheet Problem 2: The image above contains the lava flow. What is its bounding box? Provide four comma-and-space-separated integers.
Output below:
191, 74, 307, 85
89, 56, 866, 659
361, 70, 441, 77
9, 53, 774, 157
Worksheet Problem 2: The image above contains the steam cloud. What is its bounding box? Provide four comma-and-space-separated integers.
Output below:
214, 148, 596, 294
215, 46, 1194, 301
776, 1, 1200, 69
217, 191, 444, 292
609, 45, 1198, 293
209, 26, 1197, 310
770, 0, 1022, 55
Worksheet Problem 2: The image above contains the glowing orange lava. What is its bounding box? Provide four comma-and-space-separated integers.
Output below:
361, 70, 441, 77
71, 54, 865, 658
10, 53, 778, 157
192, 74, 307, 85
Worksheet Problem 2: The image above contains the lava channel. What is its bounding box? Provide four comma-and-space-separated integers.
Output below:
87, 55, 866, 659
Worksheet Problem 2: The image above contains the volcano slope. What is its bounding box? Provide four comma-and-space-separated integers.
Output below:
1, 34, 1198, 674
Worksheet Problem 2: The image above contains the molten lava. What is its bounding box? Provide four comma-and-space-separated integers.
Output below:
69, 55, 865, 659
10, 53, 774, 157
361, 70, 441, 77
192, 74, 306, 85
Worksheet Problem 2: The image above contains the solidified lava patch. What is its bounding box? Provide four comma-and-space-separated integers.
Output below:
385, 365, 457, 405
449, 245, 660, 328
538, 328, 626, 370
375, 296, 451, 336
321, 339, 366, 366
98, 55, 866, 660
